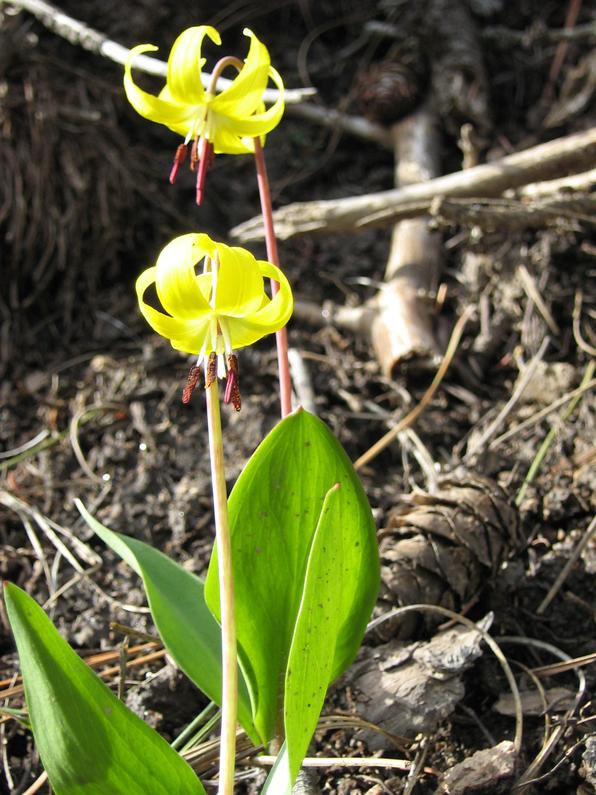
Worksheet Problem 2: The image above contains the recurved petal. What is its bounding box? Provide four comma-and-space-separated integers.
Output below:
224, 261, 293, 349
136, 267, 210, 354
167, 26, 220, 104
214, 244, 267, 316
124, 45, 192, 126
209, 29, 272, 118
211, 65, 284, 138
154, 234, 215, 320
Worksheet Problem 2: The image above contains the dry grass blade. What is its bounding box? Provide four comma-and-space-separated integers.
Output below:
21, 771, 48, 795
355, 306, 476, 470
465, 336, 551, 460
367, 604, 524, 753
531, 650, 596, 677
498, 636, 586, 790
537, 515, 596, 614
489, 378, 596, 448
0, 642, 163, 702
69, 402, 125, 483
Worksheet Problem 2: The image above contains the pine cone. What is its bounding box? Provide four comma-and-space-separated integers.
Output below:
377, 476, 523, 639
356, 51, 428, 124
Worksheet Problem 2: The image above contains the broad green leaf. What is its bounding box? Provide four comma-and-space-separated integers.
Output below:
76, 502, 257, 742
205, 409, 379, 760
4, 582, 204, 795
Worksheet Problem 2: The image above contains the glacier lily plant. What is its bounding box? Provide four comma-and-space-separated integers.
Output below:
137, 232, 292, 793
4, 22, 381, 795
125, 26, 284, 203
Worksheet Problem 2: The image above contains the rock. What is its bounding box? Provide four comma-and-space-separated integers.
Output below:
516, 361, 576, 406
437, 741, 518, 793
349, 617, 491, 739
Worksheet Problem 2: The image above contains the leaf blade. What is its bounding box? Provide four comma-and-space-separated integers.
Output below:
4, 582, 205, 795
205, 409, 379, 759
76, 502, 257, 741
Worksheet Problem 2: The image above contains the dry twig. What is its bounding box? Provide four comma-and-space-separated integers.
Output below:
231, 127, 596, 241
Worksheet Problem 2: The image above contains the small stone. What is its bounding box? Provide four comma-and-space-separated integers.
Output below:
437, 741, 518, 794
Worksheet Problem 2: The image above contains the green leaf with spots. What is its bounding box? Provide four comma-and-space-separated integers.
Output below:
205, 409, 379, 780
4, 582, 204, 795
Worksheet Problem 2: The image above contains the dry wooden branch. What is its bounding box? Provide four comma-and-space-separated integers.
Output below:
371, 104, 442, 375
230, 127, 596, 241
2, 0, 311, 104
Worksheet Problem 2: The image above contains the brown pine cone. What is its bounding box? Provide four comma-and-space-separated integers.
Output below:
356, 51, 428, 124
377, 476, 523, 639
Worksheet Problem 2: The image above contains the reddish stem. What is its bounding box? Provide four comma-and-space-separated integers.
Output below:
253, 139, 292, 418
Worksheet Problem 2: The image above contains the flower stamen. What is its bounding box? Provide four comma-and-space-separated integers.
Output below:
224, 354, 241, 411
182, 364, 201, 404
205, 351, 218, 389
195, 138, 214, 206
169, 144, 188, 184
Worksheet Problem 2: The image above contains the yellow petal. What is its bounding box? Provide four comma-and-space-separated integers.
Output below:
210, 64, 284, 140
209, 29, 271, 118
136, 267, 211, 354
210, 124, 255, 154
225, 260, 293, 349
213, 243, 268, 316
155, 234, 215, 320
124, 44, 193, 127
167, 26, 220, 104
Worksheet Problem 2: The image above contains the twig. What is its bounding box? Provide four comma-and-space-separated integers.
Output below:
354, 306, 475, 470
371, 104, 441, 375
231, 127, 596, 241
573, 289, 596, 357
489, 378, 596, 448
536, 516, 596, 614
517, 265, 560, 336
465, 336, 551, 460
284, 103, 392, 149
21, 771, 48, 795
250, 756, 413, 771
2, 0, 310, 103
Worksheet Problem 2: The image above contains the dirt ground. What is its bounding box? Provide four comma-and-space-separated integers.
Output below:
1, 0, 595, 793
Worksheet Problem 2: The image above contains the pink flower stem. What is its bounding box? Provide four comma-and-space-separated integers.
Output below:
253, 138, 292, 418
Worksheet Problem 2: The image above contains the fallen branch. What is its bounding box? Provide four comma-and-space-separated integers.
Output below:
230, 126, 596, 241
371, 104, 442, 375
3, 0, 313, 104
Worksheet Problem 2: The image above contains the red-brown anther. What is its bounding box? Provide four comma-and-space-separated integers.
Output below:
190, 136, 200, 171
169, 144, 188, 184
224, 354, 241, 412
182, 365, 201, 404
205, 351, 218, 389
195, 140, 214, 206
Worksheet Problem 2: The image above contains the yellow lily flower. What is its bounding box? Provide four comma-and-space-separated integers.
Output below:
124, 26, 285, 203
136, 233, 293, 407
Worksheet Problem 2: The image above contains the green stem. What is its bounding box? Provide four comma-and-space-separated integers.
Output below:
205, 379, 237, 795
253, 138, 293, 418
